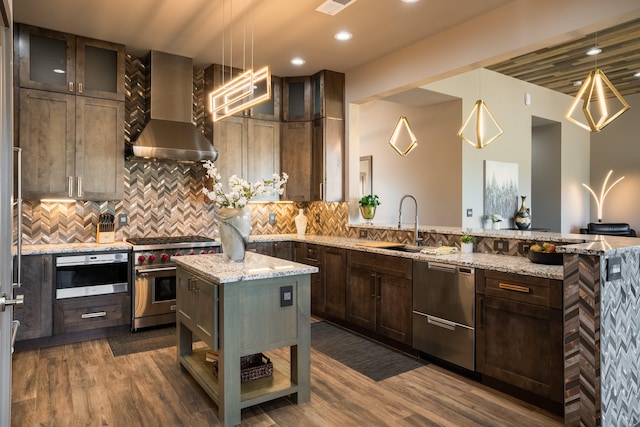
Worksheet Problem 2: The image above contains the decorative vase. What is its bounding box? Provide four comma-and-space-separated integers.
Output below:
218, 207, 252, 261
515, 195, 531, 230
359, 205, 376, 224
295, 208, 308, 236
461, 242, 473, 254
492, 222, 501, 230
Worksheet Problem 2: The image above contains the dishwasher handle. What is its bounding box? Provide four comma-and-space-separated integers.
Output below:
427, 315, 456, 330
427, 262, 457, 273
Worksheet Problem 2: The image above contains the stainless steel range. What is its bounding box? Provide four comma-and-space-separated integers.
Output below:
127, 236, 221, 331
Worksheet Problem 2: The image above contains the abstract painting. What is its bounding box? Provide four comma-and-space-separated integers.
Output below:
484, 160, 518, 224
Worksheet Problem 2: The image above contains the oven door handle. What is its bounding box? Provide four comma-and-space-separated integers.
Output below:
136, 266, 177, 274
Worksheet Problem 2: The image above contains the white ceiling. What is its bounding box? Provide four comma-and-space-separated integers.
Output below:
13, 0, 513, 77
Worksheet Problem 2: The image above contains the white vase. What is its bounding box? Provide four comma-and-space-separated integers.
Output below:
492, 222, 501, 230
461, 242, 473, 254
218, 207, 252, 261
295, 208, 308, 236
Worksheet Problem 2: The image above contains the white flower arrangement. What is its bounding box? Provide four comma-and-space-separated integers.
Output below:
491, 214, 503, 223
202, 160, 288, 208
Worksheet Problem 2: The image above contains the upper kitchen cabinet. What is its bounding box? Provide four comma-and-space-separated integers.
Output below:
281, 121, 312, 201
282, 76, 311, 122
16, 24, 126, 101
312, 117, 344, 202
18, 88, 125, 200
311, 70, 344, 120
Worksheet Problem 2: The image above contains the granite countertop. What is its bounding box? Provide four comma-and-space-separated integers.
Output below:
18, 241, 132, 256
173, 251, 319, 284
251, 234, 564, 280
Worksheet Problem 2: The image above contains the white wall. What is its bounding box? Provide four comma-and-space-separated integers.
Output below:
532, 122, 562, 231
343, 0, 640, 232
358, 99, 461, 226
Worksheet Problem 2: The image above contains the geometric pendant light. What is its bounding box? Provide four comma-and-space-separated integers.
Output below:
457, 99, 503, 149
565, 69, 630, 132
388, 116, 418, 156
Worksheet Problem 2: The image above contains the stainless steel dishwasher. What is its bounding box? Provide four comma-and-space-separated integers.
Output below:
412, 261, 475, 371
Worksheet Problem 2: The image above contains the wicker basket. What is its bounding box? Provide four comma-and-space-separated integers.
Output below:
212, 353, 273, 383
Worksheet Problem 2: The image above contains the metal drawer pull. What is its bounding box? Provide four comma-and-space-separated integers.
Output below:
499, 283, 530, 293
81, 311, 107, 319
69, 81, 74, 92
427, 315, 456, 331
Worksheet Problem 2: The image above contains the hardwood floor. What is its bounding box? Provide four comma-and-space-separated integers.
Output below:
11, 328, 563, 426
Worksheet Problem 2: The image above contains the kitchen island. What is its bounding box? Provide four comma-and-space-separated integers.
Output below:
173, 252, 318, 427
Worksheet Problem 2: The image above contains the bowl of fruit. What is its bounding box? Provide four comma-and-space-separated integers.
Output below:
527, 242, 563, 265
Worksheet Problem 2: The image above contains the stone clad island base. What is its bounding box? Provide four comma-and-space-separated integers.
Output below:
173, 252, 317, 427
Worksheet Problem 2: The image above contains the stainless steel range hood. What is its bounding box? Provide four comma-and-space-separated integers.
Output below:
130, 51, 217, 162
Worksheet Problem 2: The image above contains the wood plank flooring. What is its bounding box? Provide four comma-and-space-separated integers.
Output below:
11, 326, 563, 426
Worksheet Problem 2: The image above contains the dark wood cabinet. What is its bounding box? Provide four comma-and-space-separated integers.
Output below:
475, 269, 563, 404
13, 254, 53, 341
312, 117, 344, 202
282, 76, 311, 122
311, 70, 344, 120
53, 293, 131, 334
15, 24, 125, 201
346, 251, 412, 344
281, 121, 312, 201
294, 242, 323, 315
16, 24, 125, 101
247, 241, 293, 261
320, 246, 347, 319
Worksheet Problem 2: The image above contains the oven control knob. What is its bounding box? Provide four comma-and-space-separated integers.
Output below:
200, 250, 208, 254
189, 251, 196, 255
138, 255, 146, 264
148, 254, 156, 263
209, 250, 217, 254
175, 252, 182, 257
161, 253, 169, 262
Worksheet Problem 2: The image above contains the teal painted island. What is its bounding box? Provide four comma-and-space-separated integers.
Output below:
173, 251, 318, 427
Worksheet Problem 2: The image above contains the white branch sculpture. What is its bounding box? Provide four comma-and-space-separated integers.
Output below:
582, 170, 624, 222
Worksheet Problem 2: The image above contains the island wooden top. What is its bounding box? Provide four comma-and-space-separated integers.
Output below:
172, 251, 319, 284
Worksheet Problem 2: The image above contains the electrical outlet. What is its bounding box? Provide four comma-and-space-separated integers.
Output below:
607, 256, 622, 281
519, 242, 531, 254
315, 213, 320, 224
118, 214, 128, 226
280, 285, 293, 307
359, 229, 368, 238
466, 208, 473, 217
268, 212, 276, 225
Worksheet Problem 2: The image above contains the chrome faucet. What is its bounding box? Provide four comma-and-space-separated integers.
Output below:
398, 194, 420, 246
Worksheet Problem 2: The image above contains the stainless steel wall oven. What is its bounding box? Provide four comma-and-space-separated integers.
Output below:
55, 252, 129, 299
128, 236, 220, 331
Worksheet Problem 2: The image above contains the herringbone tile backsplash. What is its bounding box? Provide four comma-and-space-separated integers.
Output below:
17, 160, 349, 244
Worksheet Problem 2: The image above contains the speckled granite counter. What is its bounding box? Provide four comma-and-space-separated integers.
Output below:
19, 241, 132, 256
172, 251, 318, 284
249, 234, 563, 280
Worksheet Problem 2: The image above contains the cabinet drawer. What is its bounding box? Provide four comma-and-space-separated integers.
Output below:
478, 270, 561, 309
349, 250, 412, 279
54, 294, 131, 334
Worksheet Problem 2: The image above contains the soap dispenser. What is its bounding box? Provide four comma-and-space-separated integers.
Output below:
295, 209, 308, 236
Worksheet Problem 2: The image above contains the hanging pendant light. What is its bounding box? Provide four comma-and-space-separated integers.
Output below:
457, 70, 503, 149
209, 0, 271, 122
565, 69, 629, 132
565, 34, 629, 132
388, 116, 418, 156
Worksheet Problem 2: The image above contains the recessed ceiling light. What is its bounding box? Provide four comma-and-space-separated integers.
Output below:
586, 47, 602, 56
401, 0, 420, 3
333, 31, 352, 41
291, 57, 305, 66
634, 71, 640, 78
573, 80, 583, 87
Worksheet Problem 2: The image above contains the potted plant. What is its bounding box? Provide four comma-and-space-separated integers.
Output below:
359, 194, 380, 224
491, 214, 503, 230
460, 233, 476, 254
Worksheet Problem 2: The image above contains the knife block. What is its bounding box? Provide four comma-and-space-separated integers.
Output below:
97, 223, 115, 244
